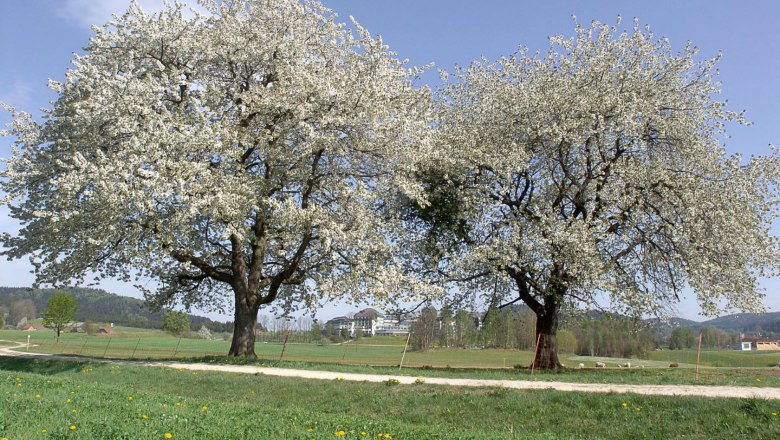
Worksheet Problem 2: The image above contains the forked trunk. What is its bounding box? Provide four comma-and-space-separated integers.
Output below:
229, 292, 259, 358
533, 301, 562, 370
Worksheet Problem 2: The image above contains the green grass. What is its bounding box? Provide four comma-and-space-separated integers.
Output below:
1, 357, 780, 439
4, 329, 780, 387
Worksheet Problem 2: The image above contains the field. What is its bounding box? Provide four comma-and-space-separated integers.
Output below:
4, 330, 780, 388
2, 356, 780, 439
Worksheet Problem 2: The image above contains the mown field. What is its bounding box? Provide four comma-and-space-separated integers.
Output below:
3, 329, 780, 388
1, 356, 780, 439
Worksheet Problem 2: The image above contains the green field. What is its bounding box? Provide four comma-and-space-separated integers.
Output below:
4, 329, 780, 388
1, 356, 780, 439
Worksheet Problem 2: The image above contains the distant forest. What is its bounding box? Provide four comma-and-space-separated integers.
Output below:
0, 286, 231, 332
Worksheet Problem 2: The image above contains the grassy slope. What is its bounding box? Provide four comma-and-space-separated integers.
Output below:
1, 357, 780, 439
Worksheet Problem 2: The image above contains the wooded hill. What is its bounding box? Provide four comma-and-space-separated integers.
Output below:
0, 287, 230, 332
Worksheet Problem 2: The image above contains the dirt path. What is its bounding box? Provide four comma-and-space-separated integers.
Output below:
2, 340, 780, 400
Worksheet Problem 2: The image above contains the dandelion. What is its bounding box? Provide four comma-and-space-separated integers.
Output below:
142, 415, 149, 420
383, 434, 392, 439
41, 429, 47, 433
334, 430, 346, 437
175, 402, 182, 407
621, 403, 627, 408
128, 396, 133, 401
636, 407, 641, 411
201, 405, 208, 411
773, 412, 778, 416
757, 378, 762, 382
308, 428, 314, 433
71, 409, 77, 414
35, 394, 41, 399
361, 432, 367, 436
66, 399, 72, 403
164, 433, 173, 439
69, 425, 76, 431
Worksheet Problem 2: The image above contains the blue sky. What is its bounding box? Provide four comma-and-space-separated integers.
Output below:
1, 0, 779, 321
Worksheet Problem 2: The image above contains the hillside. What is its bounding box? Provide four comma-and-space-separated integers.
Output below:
0, 287, 230, 332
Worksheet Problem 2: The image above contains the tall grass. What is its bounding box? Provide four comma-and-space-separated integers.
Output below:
2, 357, 780, 439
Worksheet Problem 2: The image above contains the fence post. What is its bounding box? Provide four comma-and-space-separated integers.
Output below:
279, 332, 290, 362
102, 338, 112, 358
79, 337, 89, 356
399, 331, 412, 370
695, 331, 703, 381
531, 333, 543, 376
131, 338, 141, 359
173, 337, 182, 358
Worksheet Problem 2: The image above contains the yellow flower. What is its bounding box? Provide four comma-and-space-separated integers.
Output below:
307, 428, 314, 433
201, 405, 208, 411
128, 396, 133, 401
71, 409, 77, 414
384, 434, 392, 439
636, 407, 641, 411
41, 429, 47, 433
757, 378, 762, 382
164, 434, 173, 439
175, 402, 182, 407
361, 432, 367, 436
621, 403, 627, 408
773, 412, 778, 416
69, 425, 77, 431
66, 399, 72, 403
334, 430, 346, 437
35, 394, 41, 399
2, 436, 7, 440
142, 415, 149, 420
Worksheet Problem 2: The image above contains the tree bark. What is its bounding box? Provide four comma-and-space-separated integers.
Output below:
533, 299, 562, 370
228, 289, 260, 358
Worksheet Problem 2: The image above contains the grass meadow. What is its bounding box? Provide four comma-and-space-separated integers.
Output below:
2, 356, 780, 439
3, 330, 780, 388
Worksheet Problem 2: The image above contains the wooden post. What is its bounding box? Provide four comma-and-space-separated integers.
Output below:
399, 331, 412, 370
531, 333, 542, 376
173, 337, 182, 358
131, 338, 141, 359
695, 331, 703, 381
78, 337, 89, 356
279, 332, 290, 362
102, 338, 112, 358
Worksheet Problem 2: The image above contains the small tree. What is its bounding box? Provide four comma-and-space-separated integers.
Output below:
310, 320, 322, 344
197, 325, 212, 340
9, 299, 36, 326
42, 292, 77, 342
163, 311, 190, 336
83, 320, 98, 335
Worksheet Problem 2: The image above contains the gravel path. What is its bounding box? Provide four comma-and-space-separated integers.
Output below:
3, 340, 780, 400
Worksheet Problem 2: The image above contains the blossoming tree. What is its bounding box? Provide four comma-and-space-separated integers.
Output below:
1, 0, 431, 357
423, 20, 780, 369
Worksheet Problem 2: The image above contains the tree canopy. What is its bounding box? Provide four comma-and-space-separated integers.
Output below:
42, 292, 77, 341
1, 0, 431, 357
416, 19, 780, 368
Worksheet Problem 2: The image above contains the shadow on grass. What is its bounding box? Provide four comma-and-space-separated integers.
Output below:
0, 356, 88, 375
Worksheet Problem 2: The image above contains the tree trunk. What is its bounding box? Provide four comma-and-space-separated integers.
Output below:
533, 300, 562, 370
229, 291, 259, 358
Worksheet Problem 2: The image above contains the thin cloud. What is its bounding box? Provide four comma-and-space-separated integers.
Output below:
57, 0, 168, 29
